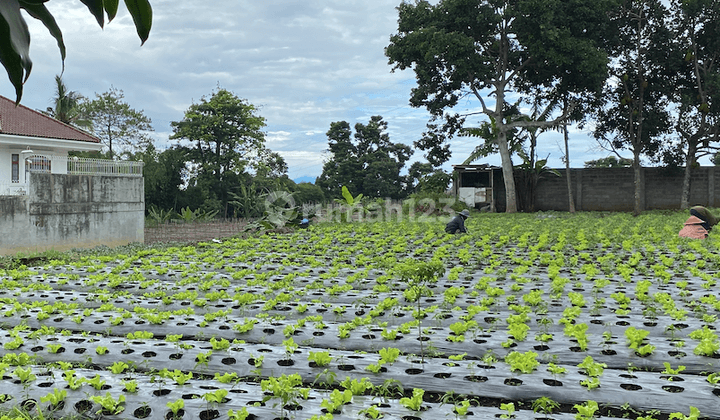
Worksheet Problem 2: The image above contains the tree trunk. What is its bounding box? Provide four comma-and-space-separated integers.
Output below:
563, 124, 576, 213
680, 142, 696, 210
633, 150, 642, 216
497, 129, 517, 213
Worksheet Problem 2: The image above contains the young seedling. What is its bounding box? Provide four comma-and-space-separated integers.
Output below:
399, 388, 425, 411
166, 399, 184, 420
532, 397, 560, 419
395, 259, 445, 363
90, 392, 125, 415
574, 400, 599, 420
308, 351, 332, 367
500, 402, 516, 418
40, 388, 67, 407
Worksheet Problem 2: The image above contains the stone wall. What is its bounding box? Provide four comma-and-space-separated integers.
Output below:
493, 167, 718, 212
0, 173, 144, 255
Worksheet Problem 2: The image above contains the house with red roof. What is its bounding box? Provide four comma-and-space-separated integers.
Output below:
0, 95, 144, 254
0, 95, 104, 194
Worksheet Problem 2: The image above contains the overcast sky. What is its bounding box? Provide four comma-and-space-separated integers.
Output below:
1, 0, 616, 182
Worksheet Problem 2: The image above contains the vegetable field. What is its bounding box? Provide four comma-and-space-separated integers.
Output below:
0, 211, 719, 420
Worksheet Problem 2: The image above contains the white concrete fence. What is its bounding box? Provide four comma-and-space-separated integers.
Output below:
1, 155, 143, 196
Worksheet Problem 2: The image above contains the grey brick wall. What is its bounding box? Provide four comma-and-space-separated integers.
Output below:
493, 167, 718, 212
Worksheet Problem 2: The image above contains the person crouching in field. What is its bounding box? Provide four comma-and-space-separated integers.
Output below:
679, 206, 718, 239
446, 209, 470, 234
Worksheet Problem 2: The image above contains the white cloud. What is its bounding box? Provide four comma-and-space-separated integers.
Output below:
3, 0, 612, 182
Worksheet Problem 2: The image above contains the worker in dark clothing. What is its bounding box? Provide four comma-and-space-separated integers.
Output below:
445, 209, 470, 234
690, 206, 718, 231
680, 206, 719, 239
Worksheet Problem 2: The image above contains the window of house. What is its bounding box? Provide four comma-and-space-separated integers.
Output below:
11, 154, 18, 182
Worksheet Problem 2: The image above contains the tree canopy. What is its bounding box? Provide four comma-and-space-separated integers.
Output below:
0, 0, 152, 103
316, 116, 413, 200
386, 0, 616, 212
80, 87, 154, 159
170, 88, 269, 217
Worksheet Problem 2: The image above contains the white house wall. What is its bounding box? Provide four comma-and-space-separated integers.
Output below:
0, 133, 103, 184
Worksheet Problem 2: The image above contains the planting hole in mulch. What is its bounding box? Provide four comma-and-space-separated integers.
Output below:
21, 399, 37, 411
165, 409, 185, 420
263, 328, 275, 335
74, 399, 93, 413
283, 403, 303, 411
424, 391, 444, 403
338, 364, 356, 371
134, 406, 152, 419
277, 359, 295, 366
619, 374, 637, 379
534, 345, 550, 351
474, 339, 488, 344
662, 385, 684, 393
362, 334, 376, 340
38, 382, 54, 387
434, 372, 452, 379
182, 393, 201, 400
712, 389, 720, 397
221, 357, 236, 365
504, 378, 523, 386
621, 384, 642, 391
569, 346, 583, 352
247, 401, 265, 406
543, 379, 563, 386
464, 375, 489, 383
660, 376, 684, 381
142, 351, 157, 357
313, 331, 325, 336
170, 353, 183, 360
602, 349, 617, 355
402, 415, 423, 420
122, 348, 135, 354
616, 321, 630, 326
153, 389, 172, 396
668, 351, 687, 358
0, 394, 12, 403
31, 346, 43, 352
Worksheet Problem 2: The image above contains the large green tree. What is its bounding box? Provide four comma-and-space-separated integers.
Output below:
0, 0, 152, 103
594, 0, 673, 215
80, 86, 154, 158
386, 0, 615, 212
317, 116, 413, 200
666, 0, 720, 209
170, 88, 267, 217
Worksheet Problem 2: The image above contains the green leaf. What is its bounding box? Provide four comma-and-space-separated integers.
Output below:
124, 0, 152, 44
0, 0, 31, 103
79, 0, 105, 27
341, 186, 353, 205
19, 2, 66, 61
104, 0, 119, 22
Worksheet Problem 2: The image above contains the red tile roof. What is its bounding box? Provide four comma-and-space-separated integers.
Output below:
0, 95, 100, 143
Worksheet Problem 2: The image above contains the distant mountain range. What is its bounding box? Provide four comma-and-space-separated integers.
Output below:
293, 176, 316, 184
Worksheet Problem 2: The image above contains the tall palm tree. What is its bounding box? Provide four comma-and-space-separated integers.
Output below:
44, 75, 92, 130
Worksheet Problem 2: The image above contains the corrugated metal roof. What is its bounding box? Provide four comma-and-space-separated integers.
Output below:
0, 95, 99, 143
